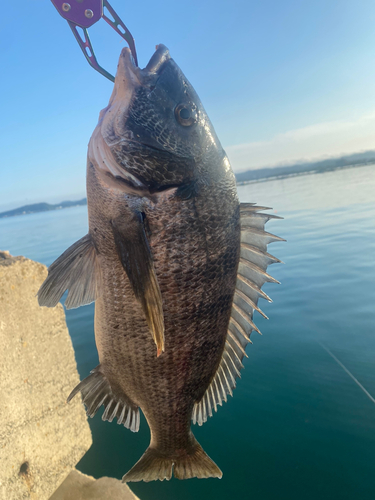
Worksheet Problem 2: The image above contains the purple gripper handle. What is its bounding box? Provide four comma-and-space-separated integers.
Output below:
51, 0, 103, 28
50, 0, 138, 81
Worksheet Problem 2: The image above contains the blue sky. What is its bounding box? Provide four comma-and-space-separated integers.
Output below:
1, 0, 375, 210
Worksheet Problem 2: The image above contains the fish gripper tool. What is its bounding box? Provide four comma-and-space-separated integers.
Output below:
51, 0, 138, 81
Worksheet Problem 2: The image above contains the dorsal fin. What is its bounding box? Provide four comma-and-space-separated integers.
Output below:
192, 203, 284, 426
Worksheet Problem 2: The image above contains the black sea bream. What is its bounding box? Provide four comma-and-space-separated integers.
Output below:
38, 44, 283, 482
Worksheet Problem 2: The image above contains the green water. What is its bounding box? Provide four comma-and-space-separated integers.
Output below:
1, 165, 374, 499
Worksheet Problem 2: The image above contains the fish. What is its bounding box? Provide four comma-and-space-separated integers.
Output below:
37, 44, 283, 482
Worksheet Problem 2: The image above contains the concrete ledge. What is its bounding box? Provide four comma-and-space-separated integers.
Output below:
50, 469, 140, 500
0, 252, 92, 500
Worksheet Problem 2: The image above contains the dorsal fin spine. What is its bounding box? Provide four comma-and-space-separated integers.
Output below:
225, 340, 245, 368
225, 347, 242, 377
237, 273, 272, 302
221, 360, 235, 391
239, 258, 280, 284
234, 289, 268, 319
229, 318, 251, 343
240, 205, 271, 212
240, 243, 282, 264
232, 302, 261, 335
217, 370, 228, 402
213, 377, 222, 406
241, 227, 285, 243
227, 329, 249, 357
210, 384, 217, 413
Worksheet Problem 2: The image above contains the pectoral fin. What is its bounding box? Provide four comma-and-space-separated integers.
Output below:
111, 212, 165, 356
37, 234, 101, 309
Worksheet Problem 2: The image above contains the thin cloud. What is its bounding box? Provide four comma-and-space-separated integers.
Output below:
225, 112, 375, 172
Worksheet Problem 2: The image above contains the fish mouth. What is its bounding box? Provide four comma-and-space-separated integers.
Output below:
118, 44, 171, 83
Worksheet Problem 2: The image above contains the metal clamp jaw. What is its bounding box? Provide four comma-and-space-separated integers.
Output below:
51, 0, 137, 81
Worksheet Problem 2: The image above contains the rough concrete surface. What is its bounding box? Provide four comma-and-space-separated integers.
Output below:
50, 469, 140, 500
0, 251, 92, 500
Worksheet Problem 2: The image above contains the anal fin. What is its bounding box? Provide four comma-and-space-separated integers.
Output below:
68, 365, 140, 432
37, 234, 101, 309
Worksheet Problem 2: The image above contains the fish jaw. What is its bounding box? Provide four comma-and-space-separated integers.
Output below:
101, 44, 171, 143
88, 45, 173, 194
87, 48, 146, 193
103, 47, 143, 140
93, 45, 171, 146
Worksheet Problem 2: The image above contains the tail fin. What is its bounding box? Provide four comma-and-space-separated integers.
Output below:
173, 443, 222, 480
122, 439, 222, 482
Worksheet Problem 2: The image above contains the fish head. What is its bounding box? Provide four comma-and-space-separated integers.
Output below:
89, 45, 231, 194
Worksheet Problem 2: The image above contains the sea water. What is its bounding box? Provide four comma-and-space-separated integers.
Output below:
1, 165, 374, 500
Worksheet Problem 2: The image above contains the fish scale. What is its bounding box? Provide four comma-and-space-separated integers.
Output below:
89, 160, 237, 445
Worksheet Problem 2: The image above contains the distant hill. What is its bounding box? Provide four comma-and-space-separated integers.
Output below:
0, 198, 87, 218
235, 150, 375, 183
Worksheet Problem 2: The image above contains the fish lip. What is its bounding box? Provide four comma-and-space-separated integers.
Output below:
119, 44, 171, 82
144, 44, 171, 74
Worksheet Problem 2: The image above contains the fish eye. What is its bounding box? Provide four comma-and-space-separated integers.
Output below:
175, 103, 197, 127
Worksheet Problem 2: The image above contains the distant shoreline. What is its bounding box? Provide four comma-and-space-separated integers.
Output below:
235, 150, 375, 184
1, 160, 374, 219
0, 199, 87, 219
236, 162, 374, 186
